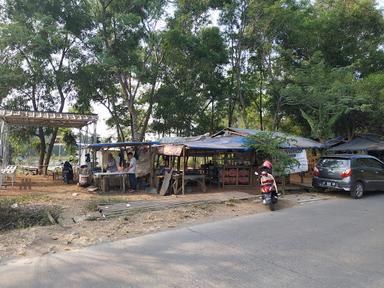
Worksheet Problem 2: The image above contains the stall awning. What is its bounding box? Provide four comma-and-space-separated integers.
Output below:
0, 109, 98, 128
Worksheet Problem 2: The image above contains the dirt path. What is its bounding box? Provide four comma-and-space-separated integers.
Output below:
0, 175, 339, 263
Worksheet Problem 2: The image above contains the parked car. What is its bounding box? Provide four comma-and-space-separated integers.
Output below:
312, 154, 384, 199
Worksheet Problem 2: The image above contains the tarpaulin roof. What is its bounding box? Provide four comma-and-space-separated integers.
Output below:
157, 129, 322, 155
87, 141, 159, 150
213, 127, 324, 149
185, 135, 252, 151
329, 134, 384, 151
156, 135, 252, 156
159, 135, 207, 144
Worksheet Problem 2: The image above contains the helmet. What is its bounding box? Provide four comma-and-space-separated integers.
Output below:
261, 160, 272, 170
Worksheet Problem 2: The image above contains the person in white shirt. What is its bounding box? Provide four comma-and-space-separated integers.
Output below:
127, 152, 137, 192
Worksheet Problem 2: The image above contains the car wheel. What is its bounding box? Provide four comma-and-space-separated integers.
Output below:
350, 182, 364, 199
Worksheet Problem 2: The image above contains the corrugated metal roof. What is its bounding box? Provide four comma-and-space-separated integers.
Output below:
214, 127, 324, 149
159, 135, 207, 144
0, 109, 98, 128
329, 134, 384, 151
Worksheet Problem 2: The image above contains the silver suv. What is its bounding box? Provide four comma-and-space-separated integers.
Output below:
312, 154, 384, 199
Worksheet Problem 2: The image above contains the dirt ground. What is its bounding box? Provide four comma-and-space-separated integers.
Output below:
0, 175, 340, 263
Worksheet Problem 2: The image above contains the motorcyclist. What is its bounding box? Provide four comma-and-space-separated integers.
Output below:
259, 160, 278, 204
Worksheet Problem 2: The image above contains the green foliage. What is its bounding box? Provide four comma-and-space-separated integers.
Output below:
281, 52, 358, 141
245, 132, 299, 176
152, 23, 227, 136
1, 0, 384, 144
60, 128, 77, 156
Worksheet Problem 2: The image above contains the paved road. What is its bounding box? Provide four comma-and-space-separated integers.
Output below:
1, 194, 384, 288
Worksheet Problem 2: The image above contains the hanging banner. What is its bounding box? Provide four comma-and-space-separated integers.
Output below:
286, 149, 309, 174
157, 145, 184, 156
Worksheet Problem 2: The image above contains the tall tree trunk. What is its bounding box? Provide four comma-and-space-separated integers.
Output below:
118, 73, 140, 141
228, 90, 235, 127
43, 127, 59, 175
272, 93, 285, 131
258, 75, 264, 131
43, 86, 65, 175
30, 85, 46, 174
37, 127, 46, 175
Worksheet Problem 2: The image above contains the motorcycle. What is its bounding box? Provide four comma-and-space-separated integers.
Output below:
255, 171, 279, 211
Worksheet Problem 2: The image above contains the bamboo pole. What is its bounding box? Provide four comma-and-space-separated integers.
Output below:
182, 146, 186, 195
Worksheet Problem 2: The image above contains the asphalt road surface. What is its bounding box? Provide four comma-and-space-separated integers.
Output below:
1, 194, 384, 288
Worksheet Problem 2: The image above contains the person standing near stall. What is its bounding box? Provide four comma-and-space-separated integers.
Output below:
127, 152, 137, 192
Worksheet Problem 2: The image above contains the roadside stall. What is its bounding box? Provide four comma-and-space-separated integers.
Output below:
86, 141, 159, 193
155, 135, 258, 195
154, 128, 324, 195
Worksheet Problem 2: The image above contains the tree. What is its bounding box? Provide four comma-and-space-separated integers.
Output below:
281, 52, 358, 142
152, 23, 227, 136
245, 131, 299, 193
77, 0, 166, 141
0, 0, 91, 173
220, 0, 251, 127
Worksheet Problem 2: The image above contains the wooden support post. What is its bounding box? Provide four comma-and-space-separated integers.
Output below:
149, 148, 155, 188
182, 146, 186, 195
93, 121, 97, 144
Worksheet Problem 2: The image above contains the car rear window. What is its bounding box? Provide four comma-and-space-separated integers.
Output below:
355, 158, 384, 169
318, 158, 350, 169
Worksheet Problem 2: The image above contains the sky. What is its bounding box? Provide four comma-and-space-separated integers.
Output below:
92, 0, 384, 140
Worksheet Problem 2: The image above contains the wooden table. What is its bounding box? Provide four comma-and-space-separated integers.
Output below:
94, 171, 131, 193
174, 174, 206, 195
156, 173, 206, 195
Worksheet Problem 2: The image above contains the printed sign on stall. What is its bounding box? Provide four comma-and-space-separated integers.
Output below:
286, 149, 309, 174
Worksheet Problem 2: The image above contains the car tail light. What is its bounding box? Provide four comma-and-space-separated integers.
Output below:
341, 168, 352, 178
313, 166, 320, 176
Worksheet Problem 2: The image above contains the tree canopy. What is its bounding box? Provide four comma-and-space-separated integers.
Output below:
1, 0, 384, 167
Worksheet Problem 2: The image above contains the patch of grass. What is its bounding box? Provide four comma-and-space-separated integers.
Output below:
85, 215, 99, 221
225, 202, 236, 207
0, 200, 62, 231
85, 197, 126, 211
226, 197, 242, 204
0, 194, 51, 205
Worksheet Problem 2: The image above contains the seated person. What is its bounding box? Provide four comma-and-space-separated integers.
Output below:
106, 152, 118, 172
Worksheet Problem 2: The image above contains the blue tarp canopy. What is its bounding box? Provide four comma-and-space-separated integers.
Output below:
185, 135, 252, 151
87, 141, 159, 150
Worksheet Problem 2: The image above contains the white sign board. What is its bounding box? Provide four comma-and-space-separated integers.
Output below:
286, 149, 309, 174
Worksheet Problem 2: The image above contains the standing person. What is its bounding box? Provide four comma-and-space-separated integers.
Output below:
127, 152, 137, 192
